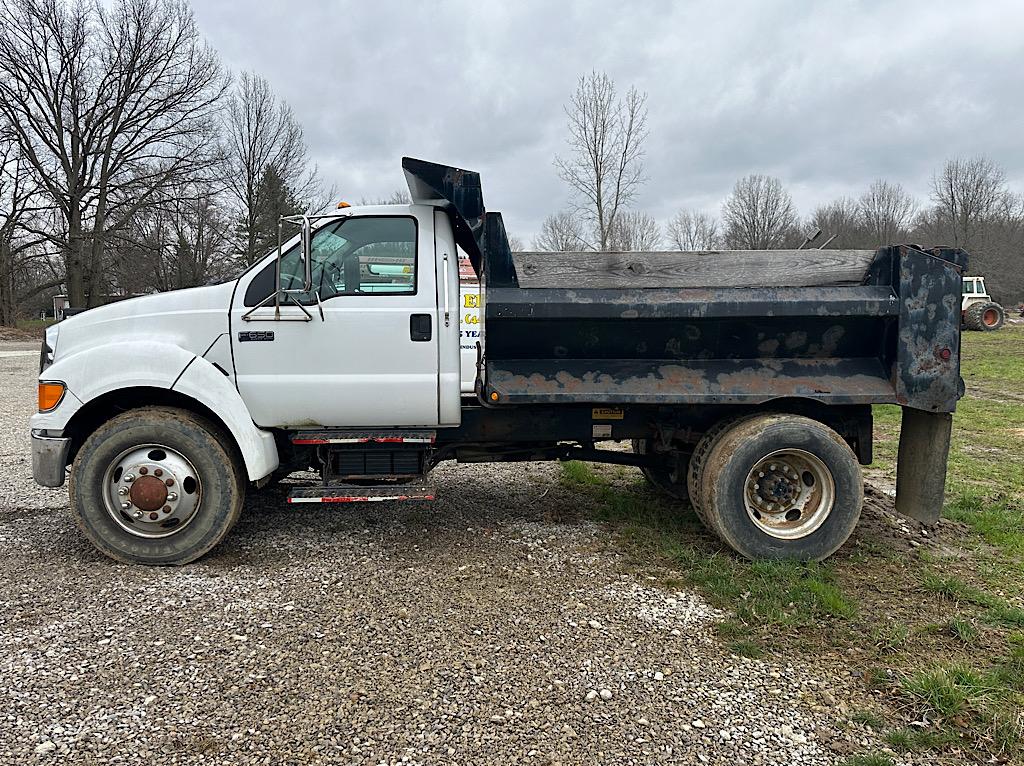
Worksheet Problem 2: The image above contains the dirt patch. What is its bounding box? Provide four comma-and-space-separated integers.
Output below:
849, 484, 972, 558
0, 326, 41, 342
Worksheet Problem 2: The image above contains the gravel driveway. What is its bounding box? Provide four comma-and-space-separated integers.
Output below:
0, 341, 887, 765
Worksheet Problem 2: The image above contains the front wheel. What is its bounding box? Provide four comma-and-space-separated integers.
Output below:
69, 407, 244, 565
692, 414, 863, 561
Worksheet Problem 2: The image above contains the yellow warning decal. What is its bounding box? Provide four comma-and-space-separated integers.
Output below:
592, 407, 624, 420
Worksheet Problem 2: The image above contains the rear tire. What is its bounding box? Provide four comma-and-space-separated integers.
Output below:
687, 415, 759, 532
631, 439, 690, 503
964, 301, 1005, 331
69, 407, 244, 565
693, 414, 862, 561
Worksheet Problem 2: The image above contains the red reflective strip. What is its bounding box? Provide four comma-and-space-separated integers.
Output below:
292, 439, 328, 445
288, 493, 435, 504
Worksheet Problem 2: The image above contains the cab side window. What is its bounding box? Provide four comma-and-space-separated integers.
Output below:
244, 216, 417, 306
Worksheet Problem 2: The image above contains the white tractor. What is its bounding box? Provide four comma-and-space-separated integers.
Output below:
962, 276, 1005, 331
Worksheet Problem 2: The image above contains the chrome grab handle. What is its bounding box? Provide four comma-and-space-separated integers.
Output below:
442, 251, 451, 328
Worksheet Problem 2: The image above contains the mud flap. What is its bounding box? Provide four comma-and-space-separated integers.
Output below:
895, 407, 953, 525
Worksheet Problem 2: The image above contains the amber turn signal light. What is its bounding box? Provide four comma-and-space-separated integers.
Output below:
38, 381, 66, 412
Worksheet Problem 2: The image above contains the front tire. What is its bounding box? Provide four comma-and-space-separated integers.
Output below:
693, 414, 863, 561
69, 407, 244, 565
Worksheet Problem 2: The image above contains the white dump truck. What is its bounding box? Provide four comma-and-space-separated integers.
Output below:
31, 158, 967, 566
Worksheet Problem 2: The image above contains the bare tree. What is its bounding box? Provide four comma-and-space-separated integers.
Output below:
666, 209, 720, 250
808, 197, 866, 249
359, 190, 411, 206
859, 180, 916, 245
0, 0, 229, 307
0, 131, 57, 325
931, 157, 1009, 250
722, 174, 798, 249
555, 71, 648, 251
506, 234, 524, 253
607, 211, 661, 251
532, 211, 590, 251
225, 71, 320, 266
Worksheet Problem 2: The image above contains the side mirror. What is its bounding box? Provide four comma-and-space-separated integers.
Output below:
276, 214, 314, 294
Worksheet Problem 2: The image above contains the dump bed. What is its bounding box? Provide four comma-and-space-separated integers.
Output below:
480, 230, 967, 414
399, 156, 967, 416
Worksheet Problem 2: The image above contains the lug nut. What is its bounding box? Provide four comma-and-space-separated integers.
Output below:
154, 468, 163, 477
165, 478, 174, 487
162, 505, 171, 513
120, 501, 131, 510
133, 511, 143, 519
124, 474, 135, 483
118, 486, 129, 496
149, 512, 158, 520
139, 467, 148, 475
167, 493, 177, 502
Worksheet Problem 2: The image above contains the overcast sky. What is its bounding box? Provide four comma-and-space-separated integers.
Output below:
191, 1, 1024, 243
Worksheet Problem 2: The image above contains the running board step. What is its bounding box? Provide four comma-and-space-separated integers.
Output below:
291, 430, 436, 445
287, 482, 436, 504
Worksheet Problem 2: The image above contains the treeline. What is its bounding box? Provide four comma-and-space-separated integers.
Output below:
538, 72, 1024, 305
2, 10, 1022, 327
0, 0, 329, 325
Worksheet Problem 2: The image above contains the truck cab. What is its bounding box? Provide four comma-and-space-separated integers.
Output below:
230, 205, 463, 429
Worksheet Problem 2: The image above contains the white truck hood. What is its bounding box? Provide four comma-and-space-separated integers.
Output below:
53, 282, 235, 364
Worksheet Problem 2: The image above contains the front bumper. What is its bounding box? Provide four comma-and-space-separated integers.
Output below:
31, 431, 71, 488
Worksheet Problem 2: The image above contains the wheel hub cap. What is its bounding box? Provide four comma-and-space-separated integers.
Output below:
743, 449, 835, 540
129, 475, 168, 511
102, 444, 202, 538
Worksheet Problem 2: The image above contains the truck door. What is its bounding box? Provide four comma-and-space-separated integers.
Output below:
229, 208, 447, 428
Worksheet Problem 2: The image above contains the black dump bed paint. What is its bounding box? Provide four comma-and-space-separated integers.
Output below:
403, 157, 968, 414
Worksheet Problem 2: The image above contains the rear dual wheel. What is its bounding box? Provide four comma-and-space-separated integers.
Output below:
689, 414, 862, 561
631, 439, 689, 502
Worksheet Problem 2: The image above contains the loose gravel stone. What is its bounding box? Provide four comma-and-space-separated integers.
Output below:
0, 343, 893, 765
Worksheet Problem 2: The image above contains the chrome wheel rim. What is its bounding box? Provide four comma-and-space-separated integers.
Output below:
743, 449, 834, 540
101, 444, 203, 538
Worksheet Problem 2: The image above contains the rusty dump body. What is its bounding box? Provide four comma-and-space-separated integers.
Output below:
400, 159, 967, 416
404, 157, 966, 526
480, 237, 968, 415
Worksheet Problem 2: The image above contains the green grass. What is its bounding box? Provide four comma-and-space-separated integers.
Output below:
947, 618, 978, 646
838, 755, 895, 766
726, 639, 765, 659
849, 709, 886, 730
871, 623, 911, 653
922, 573, 1024, 628
15, 318, 55, 332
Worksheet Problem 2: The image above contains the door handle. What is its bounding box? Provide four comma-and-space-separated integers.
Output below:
410, 313, 432, 341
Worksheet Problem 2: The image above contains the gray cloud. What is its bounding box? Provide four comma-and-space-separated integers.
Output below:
192, 0, 1024, 241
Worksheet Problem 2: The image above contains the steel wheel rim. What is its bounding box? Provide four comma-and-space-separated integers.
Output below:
743, 448, 835, 540
983, 308, 999, 326
101, 443, 203, 539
